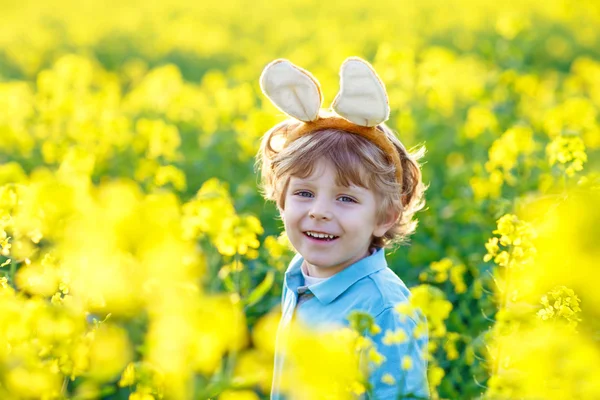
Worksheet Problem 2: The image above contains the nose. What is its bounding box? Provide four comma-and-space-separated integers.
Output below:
308, 197, 333, 220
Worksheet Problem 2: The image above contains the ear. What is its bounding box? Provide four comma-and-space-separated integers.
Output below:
259, 59, 323, 122
373, 208, 400, 238
331, 57, 390, 127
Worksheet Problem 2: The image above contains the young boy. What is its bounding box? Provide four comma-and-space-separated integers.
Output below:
256, 58, 430, 399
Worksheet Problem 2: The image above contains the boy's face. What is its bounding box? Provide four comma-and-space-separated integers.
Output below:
279, 158, 397, 278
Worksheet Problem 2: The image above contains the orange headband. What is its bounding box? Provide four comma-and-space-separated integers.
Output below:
261, 57, 403, 185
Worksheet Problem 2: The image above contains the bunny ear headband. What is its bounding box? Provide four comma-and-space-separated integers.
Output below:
259, 57, 403, 184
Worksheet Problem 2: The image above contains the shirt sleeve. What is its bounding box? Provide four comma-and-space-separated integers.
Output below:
366, 306, 430, 400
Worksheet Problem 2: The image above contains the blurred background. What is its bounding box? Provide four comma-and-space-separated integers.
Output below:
0, 0, 599, 399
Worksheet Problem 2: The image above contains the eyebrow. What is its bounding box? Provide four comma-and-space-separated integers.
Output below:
290, 180, 365, 192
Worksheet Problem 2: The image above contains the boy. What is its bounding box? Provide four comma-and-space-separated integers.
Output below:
256, 58, 430, 399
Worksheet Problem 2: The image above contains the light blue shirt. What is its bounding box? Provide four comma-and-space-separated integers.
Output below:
271, 247, 430, 400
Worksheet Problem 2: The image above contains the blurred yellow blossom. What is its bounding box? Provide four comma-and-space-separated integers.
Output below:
252, 309, 280, 356
218, 390, 260, 400
381, 373, 396, 386
449, 264, 467, 294
463, 105, 498, 139
487, 322, 600, 399
484, 214, 537, 270
401, 355, 413, 371
0, 1, 597, 399
430, 258, 452, 283
396, 285, 452, 339
443, 332, 461, 361
537, 286, 582, 329
154, 165, 187, 191
86, 324, 133, 382
264, 232, 293, 271
232, 349, 273, 394
278, 321, 365, 400
546, 135, 587, 177
382, 328, 408, 345
470, 169, 504, 200
485, 126, 537, 186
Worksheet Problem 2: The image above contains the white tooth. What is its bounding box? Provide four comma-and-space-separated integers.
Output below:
307, 231, 336, 239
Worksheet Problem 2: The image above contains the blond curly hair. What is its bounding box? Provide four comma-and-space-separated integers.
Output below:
255, 118, 428, 249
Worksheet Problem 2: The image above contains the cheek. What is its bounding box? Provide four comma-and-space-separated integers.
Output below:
281, 203, 301, 226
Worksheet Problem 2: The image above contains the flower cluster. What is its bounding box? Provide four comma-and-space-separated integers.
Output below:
484, 214, 537, 270
537, 285, 582, 329
546, 135, 588, 177
182, 178, 263, 258
419, 257, 468, 294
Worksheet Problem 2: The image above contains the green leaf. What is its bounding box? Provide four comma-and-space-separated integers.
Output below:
243, 270, 275, 308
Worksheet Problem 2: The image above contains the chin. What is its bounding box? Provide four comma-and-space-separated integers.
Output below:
302, 253, 326, 266
304, 255, 339, 269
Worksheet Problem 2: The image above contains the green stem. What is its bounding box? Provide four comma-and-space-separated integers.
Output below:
9, 258, 17, 285
491, 252, 512, 379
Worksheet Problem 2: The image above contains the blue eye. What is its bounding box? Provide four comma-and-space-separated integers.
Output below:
294, 191, 356, 203
296, 191, 313, 198
339, 196, 356, 203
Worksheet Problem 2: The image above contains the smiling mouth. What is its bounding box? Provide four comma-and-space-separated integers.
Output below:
303, 232, 339, 242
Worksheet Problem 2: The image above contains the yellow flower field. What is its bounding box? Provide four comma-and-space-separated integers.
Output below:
0, 0, 599, 399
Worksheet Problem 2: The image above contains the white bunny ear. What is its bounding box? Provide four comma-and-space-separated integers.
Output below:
331, 57, 390, 127
259, 59, 323, 122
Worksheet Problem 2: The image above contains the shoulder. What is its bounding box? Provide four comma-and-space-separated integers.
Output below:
340, 267, 413, 318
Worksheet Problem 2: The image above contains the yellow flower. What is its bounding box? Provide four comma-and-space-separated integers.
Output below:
402, 285, 453, 339
494, 251, 510, 268
443, 332, 461, 360
279, 321, 365, 399
484, 237, 499, 262
264, 233, 292, 271
381, 373, 396, 385
485, 214, 537, 271
135, 118, 182, 162
430, 258, 452, 283
537, 286, 582, 327
87, 324, 133, 382
464, 105, 498, 139
348, 380, 366, 396
470, 170, 503, 200
5, 367, 62, 398
543, 97, 597, 139
485, 126, 536, 186
252, 310, 280, 356
118, 363, 136, 387
428, 364, 445, 388
450, 264, 467, 294
401, 355, 413, 370
382, 328, 409, 345
130, 392, 155, 400
182, 178, 236, 236
546, 135, 587, 177
154, 165, 187, 191
232, 349, 273, 394
213, 214, 264, 257
368, 347, 386, 367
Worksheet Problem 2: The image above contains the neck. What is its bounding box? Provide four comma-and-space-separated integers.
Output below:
303, 247, 373, 278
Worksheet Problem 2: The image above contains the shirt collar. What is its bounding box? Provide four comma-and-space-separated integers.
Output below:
284, 247, 387, 305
